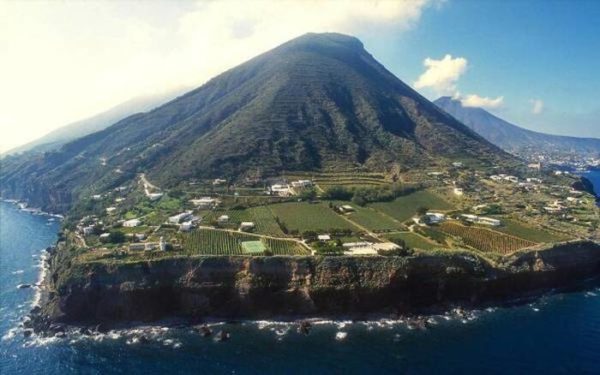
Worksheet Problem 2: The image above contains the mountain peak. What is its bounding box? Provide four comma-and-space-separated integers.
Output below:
1, 34, 510, 212
286, 32, 364, 50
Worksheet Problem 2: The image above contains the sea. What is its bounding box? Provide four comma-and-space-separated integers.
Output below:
1, 171, 600, 374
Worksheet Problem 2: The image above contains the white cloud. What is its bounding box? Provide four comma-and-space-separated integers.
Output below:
530, 99, 544, 114
461, 94, 504, 109
414, 54, 468, 95
0, 0, 434, 152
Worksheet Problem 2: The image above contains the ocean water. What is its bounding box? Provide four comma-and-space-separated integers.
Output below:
1, 180, 600, 374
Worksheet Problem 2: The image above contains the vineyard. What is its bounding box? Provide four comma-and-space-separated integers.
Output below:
439, 222, 537, 254
269, 202, 359, 232
182, 228, 309, 255
344, 205, 403, 231
205, 206, 286, 237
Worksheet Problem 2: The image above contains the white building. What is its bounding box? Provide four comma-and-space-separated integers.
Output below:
217, 215, 230, 224
123, 219, 141, 227
317, 234, 331, 241
147, 193, 163, 201
106, 207, 117, 214
191, 197, 218, 208
453, 187, 464, 196
169, 212, 192, 224
213, 178, 227, 186
240, 222, 255, 231
460, 214, 500, 226
179, 221, 193, 232
424, 212, 446, 224
339, 205, 355, 213
270, 184, 292, 197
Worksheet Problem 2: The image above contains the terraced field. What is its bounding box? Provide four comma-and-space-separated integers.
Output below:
269, 202, 360, 232
182, 228, 309, 255
370, 190, 453, 223
285, 171, 390, 189
439, 222, 536, 254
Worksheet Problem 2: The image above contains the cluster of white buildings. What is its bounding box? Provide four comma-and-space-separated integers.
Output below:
269, 180, 313, 197
490, 174, 519, 183
460, 214, 501, 226
190, 197, 219, 209
129, 237, 167, 251
341, 241, 400, 255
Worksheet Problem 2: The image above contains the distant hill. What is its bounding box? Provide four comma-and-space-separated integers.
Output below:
3, 89, 187, 156
434, 96, 600, 156
0, 33, 512, 213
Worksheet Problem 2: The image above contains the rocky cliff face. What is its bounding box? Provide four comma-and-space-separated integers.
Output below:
40, 241, 600, 325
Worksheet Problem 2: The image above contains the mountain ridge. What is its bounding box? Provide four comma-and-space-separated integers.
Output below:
434, 96, 600, 155
1, 33, 513, 212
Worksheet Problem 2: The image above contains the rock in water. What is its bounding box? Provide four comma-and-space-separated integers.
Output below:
215, 330, 230, 342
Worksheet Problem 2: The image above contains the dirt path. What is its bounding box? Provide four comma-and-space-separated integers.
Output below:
140, 173, 160, 193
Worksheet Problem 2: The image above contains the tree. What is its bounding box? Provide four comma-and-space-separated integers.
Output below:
299, 188, 317, 201
108, 230, 126, 243
416, 206, 429, 216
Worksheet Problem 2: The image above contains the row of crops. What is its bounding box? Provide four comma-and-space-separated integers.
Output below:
182, 229, 309, 255
439, 222, 537, 254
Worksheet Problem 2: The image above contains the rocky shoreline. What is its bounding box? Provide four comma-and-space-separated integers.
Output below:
26, 240, 600, 336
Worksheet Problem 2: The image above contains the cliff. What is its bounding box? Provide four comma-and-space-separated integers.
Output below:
35, 240, 600, 326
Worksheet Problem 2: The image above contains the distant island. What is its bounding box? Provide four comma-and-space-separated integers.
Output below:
1, 33, 598, 334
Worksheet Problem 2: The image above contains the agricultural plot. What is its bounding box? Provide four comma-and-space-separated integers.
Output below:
439, 222, 537, 254
205, 206, 285, 237
495, 219, 567, 243
342, 205, 403, 231
268, 202, 360, 232
182, 228, 309, 255
370, 190, 453, 223
384, 232, 441, 250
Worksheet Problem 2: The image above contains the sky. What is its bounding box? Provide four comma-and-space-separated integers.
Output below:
0, 0, 598, 153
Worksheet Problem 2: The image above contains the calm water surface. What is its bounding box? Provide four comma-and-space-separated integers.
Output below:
1, 177, 600, 375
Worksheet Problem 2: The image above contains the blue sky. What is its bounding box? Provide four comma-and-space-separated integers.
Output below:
362, 0, 600, 137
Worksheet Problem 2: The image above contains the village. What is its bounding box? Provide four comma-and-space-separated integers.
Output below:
69, 159, 599, 263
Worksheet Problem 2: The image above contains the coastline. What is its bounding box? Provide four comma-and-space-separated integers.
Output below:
29, 239, 600, 335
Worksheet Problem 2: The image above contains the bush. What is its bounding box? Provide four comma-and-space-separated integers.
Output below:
322, 186, 353, 201
108, 230, 126, 243
377, 247, 413, 256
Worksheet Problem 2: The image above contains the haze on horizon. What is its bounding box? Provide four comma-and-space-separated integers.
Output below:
1, 0, 598, 153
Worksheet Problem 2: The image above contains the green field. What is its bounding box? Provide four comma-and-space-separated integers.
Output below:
182, 228, 309, 255
495, 219, 567, 243
268, 202, 359, 232
205, 206, 286, 237
341, 204, 403, 231
370, 190, 453, 222
383, 232, 441, 250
